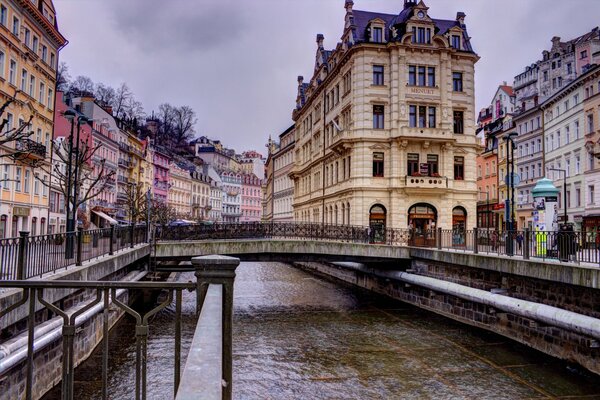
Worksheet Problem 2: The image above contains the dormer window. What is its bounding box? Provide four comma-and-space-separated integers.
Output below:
412, 27, 431, 44
451, 35, 461, 49
372, 27, 383, 43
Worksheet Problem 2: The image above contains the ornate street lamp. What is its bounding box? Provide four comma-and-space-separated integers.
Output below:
503, 131, 518, 255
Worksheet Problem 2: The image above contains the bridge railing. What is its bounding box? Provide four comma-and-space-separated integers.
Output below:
0, 255, 239, 400
0, 225, 149, 281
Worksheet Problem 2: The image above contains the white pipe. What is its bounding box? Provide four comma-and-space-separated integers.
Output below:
0, 270, 147, 374
376, 269, 600, 341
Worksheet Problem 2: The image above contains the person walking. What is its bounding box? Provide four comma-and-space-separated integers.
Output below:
516, 232, 524, 253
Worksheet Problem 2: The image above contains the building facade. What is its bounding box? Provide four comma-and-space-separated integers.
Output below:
0, 0, 65, 237
220, 171, 241, 223
290, 0, 479, 240
241, 173, 262, 222
273, 125, 295, 222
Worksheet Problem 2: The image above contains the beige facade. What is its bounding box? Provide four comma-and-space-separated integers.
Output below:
168, 163, 192, 217
290, 1, 479, 233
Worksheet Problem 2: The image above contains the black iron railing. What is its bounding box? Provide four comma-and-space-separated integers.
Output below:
0, 225, 148, 280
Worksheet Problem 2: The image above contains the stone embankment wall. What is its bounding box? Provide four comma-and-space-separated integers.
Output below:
295, 260, 600, 375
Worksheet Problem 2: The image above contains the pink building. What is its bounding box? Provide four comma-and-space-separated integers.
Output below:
241, 174, 262, 222
153, 146, 170, 203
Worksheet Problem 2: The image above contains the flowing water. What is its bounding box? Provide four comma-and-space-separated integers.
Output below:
44, 262, 600, 399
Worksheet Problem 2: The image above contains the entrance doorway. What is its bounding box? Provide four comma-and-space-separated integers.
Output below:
452, 206, 467, 246
369, 204, 386, 243
408, 203, 437, 246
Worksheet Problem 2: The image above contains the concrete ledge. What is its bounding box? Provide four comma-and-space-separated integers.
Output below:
0, 244, 151, 329
155, 240, 411, 263
409, 248, 600, 289
176, 284, 222, 400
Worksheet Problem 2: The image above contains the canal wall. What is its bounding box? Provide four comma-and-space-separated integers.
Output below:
294, 259, 600, 376
0, 246, 151, 400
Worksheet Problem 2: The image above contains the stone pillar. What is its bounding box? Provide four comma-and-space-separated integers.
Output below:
192, 255, 240, 400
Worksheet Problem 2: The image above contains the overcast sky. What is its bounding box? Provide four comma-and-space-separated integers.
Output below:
55, 0, 600, 154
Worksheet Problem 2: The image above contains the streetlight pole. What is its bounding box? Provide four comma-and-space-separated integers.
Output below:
62, 110, 76, 258
503, 131, 518, 255
548, 168, 568, 225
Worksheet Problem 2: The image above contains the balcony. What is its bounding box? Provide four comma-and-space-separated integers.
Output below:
116, 193, 128, 203
105, 177, 116, 187
117, 175, 128, 184
405, 175, 448, 190
15, 139, 46, 160
119, 142, 131, 152
118, 158, 131, 168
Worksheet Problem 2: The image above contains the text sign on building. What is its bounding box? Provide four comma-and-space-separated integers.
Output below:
419, 163, 429, 175
409, 87, 436, 95
13, 207, 30, 217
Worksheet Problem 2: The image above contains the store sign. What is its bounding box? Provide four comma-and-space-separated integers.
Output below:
419, 163, 429, 175
493, 203, 505, 211
13, 207, 30, 217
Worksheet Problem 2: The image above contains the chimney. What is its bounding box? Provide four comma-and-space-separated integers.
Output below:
456, 12, 466, 26
344, 0, 353, 12
503, 81, 507, 86
551, 36, 561, 46
404, 0, 417, 9
316, 33, 324, 49
297, 76, 304, 85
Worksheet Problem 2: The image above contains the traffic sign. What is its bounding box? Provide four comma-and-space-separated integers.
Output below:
504, 172, 521, 186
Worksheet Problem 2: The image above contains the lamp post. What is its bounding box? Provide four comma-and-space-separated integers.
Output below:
62, 110, 76, 258
503, 131, 518, 255
548, 168, 568, 226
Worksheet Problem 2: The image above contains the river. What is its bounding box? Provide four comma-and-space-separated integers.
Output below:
43, 262, 600, 399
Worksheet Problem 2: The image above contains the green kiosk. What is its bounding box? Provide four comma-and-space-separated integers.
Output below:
531, 178, 559, 257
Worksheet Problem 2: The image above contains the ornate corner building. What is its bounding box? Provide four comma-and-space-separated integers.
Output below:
289, 0, 479, 234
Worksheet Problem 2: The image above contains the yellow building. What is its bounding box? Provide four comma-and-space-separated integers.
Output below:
290, 1, 479, 238
168, 162, 192, 217
0, 0, 66, 238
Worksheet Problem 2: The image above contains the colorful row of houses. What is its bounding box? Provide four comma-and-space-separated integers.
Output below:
476, 27, 600, 234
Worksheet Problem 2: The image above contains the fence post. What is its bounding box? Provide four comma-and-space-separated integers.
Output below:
17, 231, 29, 280
109, 225, 115, 255
523, 228, 530, 260
437, 228, 442, 250
192, 255, 240, 400
473, 227, 479, 254
76, 227, 83, 266
130, 223, 135, 249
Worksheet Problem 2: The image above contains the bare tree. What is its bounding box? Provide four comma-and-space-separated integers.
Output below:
56, 62, 71, 92
149, 200, 177, 227
0, 95, 41, 185
122, 183, 149, 224
38, 137, 116, 226
69, 75, 95, 93
154, 103, 197, 148
173, 105, 197, 146
94, 83, 116, 106
112, 83, 133, 119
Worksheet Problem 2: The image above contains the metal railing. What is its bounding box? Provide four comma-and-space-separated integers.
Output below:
155, 222, 600, 265
0, 225, 149, 280
0, 255, 239, 400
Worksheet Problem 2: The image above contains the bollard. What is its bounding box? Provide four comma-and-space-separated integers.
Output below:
109, 225, 115, 255
437, 227, 442, 250
524, 228, 530, 260
76, 227, 83, 266
473, 227, 479, 254
16, 231, 29, 280
192, 255, 240, 400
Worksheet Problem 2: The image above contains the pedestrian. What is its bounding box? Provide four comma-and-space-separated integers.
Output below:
491, 230, 498, 251
516, 232, 523, 252
366, 226, 371, 243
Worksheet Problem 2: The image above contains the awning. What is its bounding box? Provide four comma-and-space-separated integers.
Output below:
92, 210, 118, 225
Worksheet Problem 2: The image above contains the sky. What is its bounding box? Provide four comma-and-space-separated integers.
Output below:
54, 0, 600, 155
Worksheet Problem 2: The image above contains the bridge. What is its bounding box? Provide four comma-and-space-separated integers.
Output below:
1, 222, 599, 399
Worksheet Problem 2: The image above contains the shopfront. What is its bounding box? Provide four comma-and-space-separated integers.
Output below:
368, 204, 386, 243
583, 215, 600, 248
408, 203, 437, 246
452, 206, 467, 246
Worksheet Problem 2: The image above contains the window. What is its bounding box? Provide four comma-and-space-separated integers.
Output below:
373, 65, 384, 85
28, 75, 35, 97
41, 45, 47, 62
15, 167, 21, 191
372, 105, 384, 129
454, 156, 464, 180
9, 59, 15, 85
0, 51, 4, 79
32, 36, 38, 53
453, 111, 464, 133
451, 35, 461, 49
477, 165, 482, 178
427, 67, 435, 87
413, 27, 431, 44
418, 66, 426, 86
591, 153, 596, 170
372, 152, 384, 177
575, 155, 580, 174
581, 50, 588, 59
12, 17, 19, 36
50, 53, 55, 69
0, 5, 6, 26
452, 72, 463, 92
24, 170, 30, 193
47, 88, 53, 109
418, 106, 426, 127
427, 154, 438, 176
428, 106, 436, 128
565, 126, 570, 144
590, 185, 595, 204
407, 153, 419, 176
2, 165, 9, 189
372, 27, 383, 43
588, 114, 594, 134
20, 69, 27, 91
543, 71, 548, 82
576, 188, 581, 207
567, 63, 572, 74
408, 65, 416, 85
409, 105, 417, 127
39, 82, 45, 104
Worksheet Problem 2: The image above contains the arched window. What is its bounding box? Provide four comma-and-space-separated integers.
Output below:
369, 204, 386, 243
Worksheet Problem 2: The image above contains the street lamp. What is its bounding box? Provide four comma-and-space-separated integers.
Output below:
62, 110, 76, 258
503, 131, 518, 255
548, 167, 568, 226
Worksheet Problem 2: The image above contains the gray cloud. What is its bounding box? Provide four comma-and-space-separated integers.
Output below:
55, 0, 600, 154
